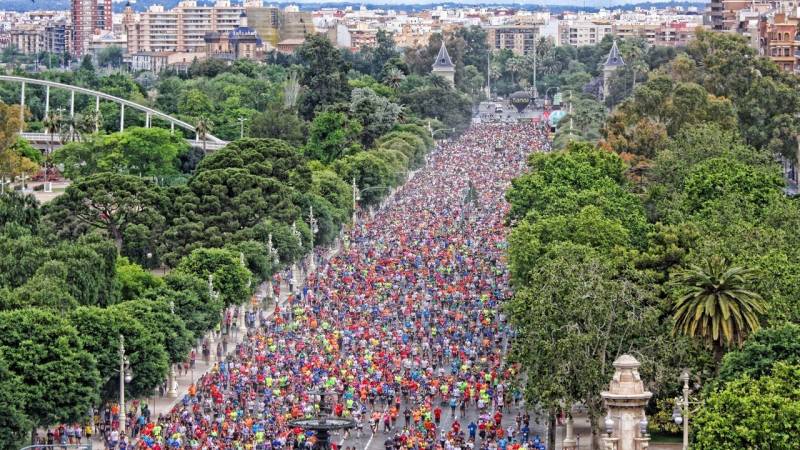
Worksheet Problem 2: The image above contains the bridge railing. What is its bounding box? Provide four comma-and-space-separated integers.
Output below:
0, 75, 225, 143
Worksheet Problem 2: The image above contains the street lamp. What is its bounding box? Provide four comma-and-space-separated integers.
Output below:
237, 117, 247, 139
167, 301, 178, 398
604, 415, 614, 436
307, 206, 319, 272
118, 334, 133, 435
672, 369, 700, 450
239, 252, 249, 333
266, 233, 279, 304
207, 275, 220, 362
351, 177, 361, 225
290, 222, 302, 293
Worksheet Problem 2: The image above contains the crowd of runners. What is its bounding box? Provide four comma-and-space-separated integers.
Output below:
105, 122, 552, 450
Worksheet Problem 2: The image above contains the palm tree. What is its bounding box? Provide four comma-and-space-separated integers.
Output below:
80, 109, 103, 135
195, 116, 213, 154
42, 112, 62, 185
671, 256, 767, 362
383, 67, 405, 90
58, 115, 81, 144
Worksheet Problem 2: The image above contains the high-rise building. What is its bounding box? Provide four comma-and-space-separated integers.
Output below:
487, 22, 543, 56
126, 0, 247, 53
72, 0, 112, 56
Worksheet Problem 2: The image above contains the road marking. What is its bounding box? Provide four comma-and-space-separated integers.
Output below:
363, 403, 389, 450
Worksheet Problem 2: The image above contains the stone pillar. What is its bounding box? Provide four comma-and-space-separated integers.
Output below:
562, 416, 577, 450
600, 355, 652, 450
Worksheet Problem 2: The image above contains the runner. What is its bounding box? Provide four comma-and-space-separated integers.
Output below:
131, 122, 551, 450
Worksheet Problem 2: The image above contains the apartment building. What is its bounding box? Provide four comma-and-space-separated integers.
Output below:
486, 21, 544, 55
72, 0, 112, 56
655, 21, 697, 47
7, 19, 72, 55
558, 18, 613, 46
126, 0, 244, 53
45, 22, 73, 55
759, 12, 800, 73
10, 25, 44, 54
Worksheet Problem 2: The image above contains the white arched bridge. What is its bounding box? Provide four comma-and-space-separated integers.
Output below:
0, 75, 228, 151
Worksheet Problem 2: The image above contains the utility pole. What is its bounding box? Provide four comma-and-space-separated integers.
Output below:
237, 117, 247, 139
486, 49, 491, 99
569, 90, 574, 138
532, 33, 537, 99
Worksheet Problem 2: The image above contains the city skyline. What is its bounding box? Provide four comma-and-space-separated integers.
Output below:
4, 0, 707, 12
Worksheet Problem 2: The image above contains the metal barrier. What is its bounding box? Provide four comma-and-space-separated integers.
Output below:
20, 444, 92, 450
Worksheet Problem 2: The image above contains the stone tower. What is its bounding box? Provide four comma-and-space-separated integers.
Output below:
602, 40, 625, 100
431, 41, 455, 87
599, 355, 652, 450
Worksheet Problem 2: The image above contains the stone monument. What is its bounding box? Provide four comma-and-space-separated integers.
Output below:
600, 354, 652, 450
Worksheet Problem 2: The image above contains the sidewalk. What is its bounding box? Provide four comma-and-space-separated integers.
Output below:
90, 240, 344, 448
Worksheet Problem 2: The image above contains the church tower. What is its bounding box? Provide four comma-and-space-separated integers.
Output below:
431, 41, 455, 87
602, 40, 625, 100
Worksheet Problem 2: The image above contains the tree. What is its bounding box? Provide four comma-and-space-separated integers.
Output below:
507, 244, 661, 449
48, 236, 118, 307
42, 112, 61, 182
0, 308, 100, 430
96, 45, 124, 68
0, 102, 23, 151
0, 102, 37, 188
196, 138, 311, 190
0, 350, 31, 449
306, 111, 362, 164
195, 116, 212, 154
69, 306, 169, 402
174, 248, 251, 307
111, 299, 193, 364
44, 173, 167, 250
297, 34, 351, 119
0, 229, 47, 289
7, 261, 78, 312
332, 151, 393, 206
349, 87, 401, 147
398, 78, 473, 131
249, 107, 307, 147
54, 127, 187, 178
115, 257, 163, 302
146, 272, 224, 339
692, 362, 800, 450
718, 323, 800, 383
671, 256, 767, 361
0, 191, 40, 231
455, 26, 488, 70
382, 67, 406, 90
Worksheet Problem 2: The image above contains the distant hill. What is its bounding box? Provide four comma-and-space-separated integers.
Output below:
3, 0, 705, 13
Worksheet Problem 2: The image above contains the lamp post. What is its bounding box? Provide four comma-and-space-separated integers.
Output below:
291, 222, 302, 294
239, 252, 249, 333
672, 369, 696, 450
266, 233, 279, 304
351, 177, 360, 225
118, 334, 133, 435
307, 206, 319, 273
237, 117, 247, 139
207, 275, 219, 362
166, 301, 178, 398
